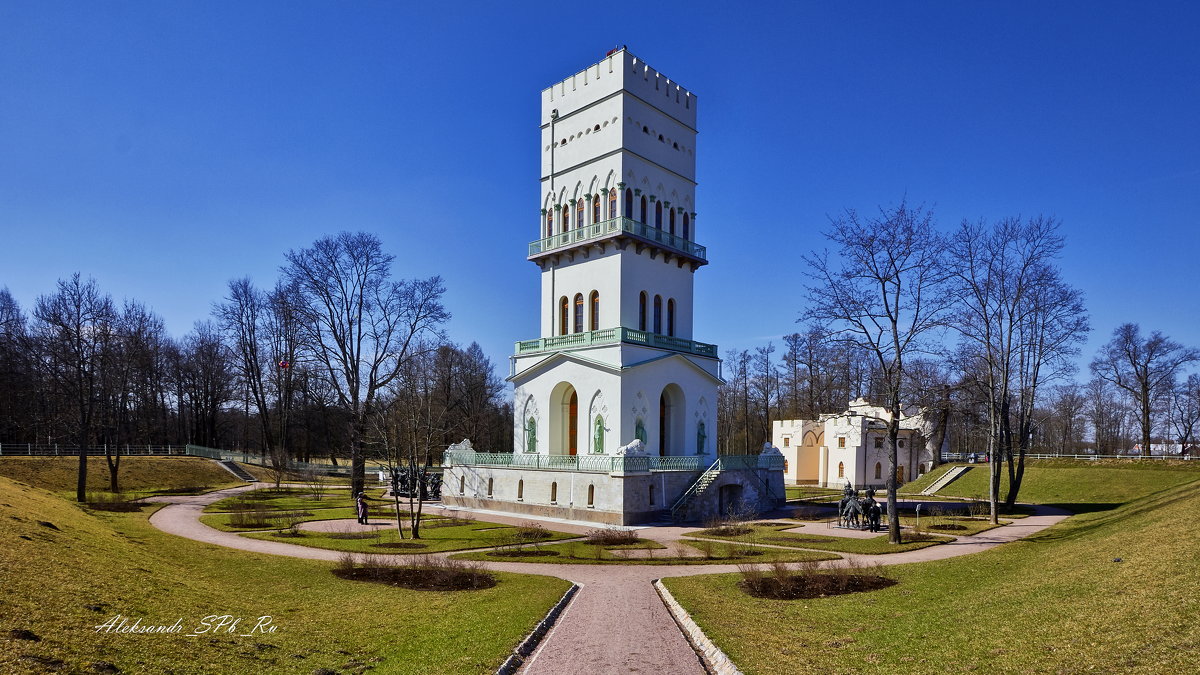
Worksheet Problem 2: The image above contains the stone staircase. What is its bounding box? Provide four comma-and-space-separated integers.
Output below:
670, 460, 721, 522
215, 459, 258, 482
921, 465, 971, 495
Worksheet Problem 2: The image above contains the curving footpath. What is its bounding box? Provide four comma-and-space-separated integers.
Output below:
149, 487, 1070, 675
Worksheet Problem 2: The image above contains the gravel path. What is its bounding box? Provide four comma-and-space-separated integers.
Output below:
148, 486, 1070, 674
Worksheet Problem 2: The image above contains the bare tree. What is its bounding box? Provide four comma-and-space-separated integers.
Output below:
283, 232, 449, 495
1169, 375, 1200, 457
1090, 324, 1199, 457
33, 274, 118, 502
803, 201, 951, 543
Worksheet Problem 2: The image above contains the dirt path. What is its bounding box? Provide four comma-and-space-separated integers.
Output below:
148, 487, 1070, 674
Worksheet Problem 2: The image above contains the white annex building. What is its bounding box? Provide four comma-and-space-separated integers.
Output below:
771, 399, 942, 489
442, 49, 783, 524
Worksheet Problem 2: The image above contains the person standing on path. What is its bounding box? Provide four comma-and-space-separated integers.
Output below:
356, 492, 368, 525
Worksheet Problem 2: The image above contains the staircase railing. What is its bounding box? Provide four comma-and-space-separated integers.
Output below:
670, 458, 722, 521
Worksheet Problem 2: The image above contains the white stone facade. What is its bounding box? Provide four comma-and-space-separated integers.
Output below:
772, 398, 941, 488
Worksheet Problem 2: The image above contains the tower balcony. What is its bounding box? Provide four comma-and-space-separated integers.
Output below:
514, 326, 718, 359
528, 216, 707, 265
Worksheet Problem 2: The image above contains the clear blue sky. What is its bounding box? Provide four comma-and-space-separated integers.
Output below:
2, 1, 1198, 382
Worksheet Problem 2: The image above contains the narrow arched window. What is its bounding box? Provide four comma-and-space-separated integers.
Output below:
587, 484, 595, 507
562, 206, 570, 231
640, 196, 647, 223
655, 201, 662, 227
653, 295, 662, 334
518, 479, 524, 500
546, 210, 553, 237
667, 298, 675, 337
609, 188, 617, 219
589, 291, 599, 331
875, 462, 882, 480
592, 195, 600, 224
649, 484, 656, 506
459, 475, 465, 494
682, 213, 690, 240
573, 293, 584, 333
669, 208, 676, 235
639, 292, 647, 331
487, 477, 493, 497
576, 200, 584, 228
550, 482, 558, 503
559, 296, 569, 335
624, 188, 633, 218
838, 462, 845, 479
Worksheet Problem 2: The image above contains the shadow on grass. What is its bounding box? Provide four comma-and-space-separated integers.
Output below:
1028, 483, 1200, 544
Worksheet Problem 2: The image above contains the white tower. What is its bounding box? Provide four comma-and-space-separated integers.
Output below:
511, 48, 719, 461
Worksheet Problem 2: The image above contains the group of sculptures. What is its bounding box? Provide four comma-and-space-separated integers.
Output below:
838, 483, 883, 532
390, 467, 442, 501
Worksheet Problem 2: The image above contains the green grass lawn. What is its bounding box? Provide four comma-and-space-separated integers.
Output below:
909, 460, 1200, 508
453, 538, 842, 565
0, 476, 570, 674
201, 486, 391, 512
664, 476, 1200, 674
198, 507, 359, 532
785, 485, 843, 501
240, 518, 578, 554
0, 456, 245, 498
689, 523, 954, 555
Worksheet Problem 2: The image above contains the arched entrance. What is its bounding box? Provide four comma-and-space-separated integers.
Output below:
718, 483, 744, 516
658, 384, 686, 456
549, 382, 579, 456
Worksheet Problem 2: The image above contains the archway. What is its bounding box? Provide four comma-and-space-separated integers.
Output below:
718, 483, 744, 516
549, 382, 579, 456
658, 384, 686, 456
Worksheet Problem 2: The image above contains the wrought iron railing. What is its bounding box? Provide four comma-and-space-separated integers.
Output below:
515, 327, 717, 359
444, 451, 712, 473
528, 216, 707, 261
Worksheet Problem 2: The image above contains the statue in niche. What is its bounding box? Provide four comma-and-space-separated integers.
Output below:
593, 416, 605, 454
525, 417, 537, 453
634, 418, 647, 444
696, 421, 707, 455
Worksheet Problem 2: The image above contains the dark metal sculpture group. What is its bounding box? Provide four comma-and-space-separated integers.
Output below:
390, 467, 442, 501
838, 484, 882, 532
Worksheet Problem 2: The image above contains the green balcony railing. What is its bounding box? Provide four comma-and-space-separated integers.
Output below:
515, 327, 717, 359
529, 216, 707, 262
444, 451, 780, 473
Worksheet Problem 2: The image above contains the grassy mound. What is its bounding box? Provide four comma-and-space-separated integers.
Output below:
664, 478, 1200, 674
0, 476, 570, 674
0, 456, 244, 497
906, 459, 1200, 507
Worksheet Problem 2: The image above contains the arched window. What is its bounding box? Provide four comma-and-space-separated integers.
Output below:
875, 462, 882, 480
667, 298, 675, 337
550, 482, 558, 503
487, 477, 493, 497
640, 195, 647, 223
587, 484, 595, 507
517, 479, 524, 500
669, 208, 676, 235
459, 475, 465, 494
682, 213, 690, 240
896, 466, 905, 484
576, 200, 584, 228
589, 291, 599, 331
559, 296, 569, 335
783, 459, 789, 473
562, 206, 570, 231
655, 201, 662, 227
838, 462, 845, 479
649, 484, 656, 506
639, 292, 647, 331
653, 295, 663, 334
624, 188, 633, 218
526, 418, 537, 453
546, 210, 553, 237
592, 195, 600, 224
573, 293, 584, 333
608, 188, 617, 219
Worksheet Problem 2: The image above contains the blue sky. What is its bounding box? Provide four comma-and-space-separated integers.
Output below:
2, 1, 1198, 381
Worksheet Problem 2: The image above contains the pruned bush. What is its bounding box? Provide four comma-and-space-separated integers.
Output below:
228, 503, 273, 528
515, 522, 551, 541
738, 556, 896, 599
332, 555, 496, 591
585, 527, 640, 546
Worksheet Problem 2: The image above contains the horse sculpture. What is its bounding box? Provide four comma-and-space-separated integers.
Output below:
840, 485, 883, 532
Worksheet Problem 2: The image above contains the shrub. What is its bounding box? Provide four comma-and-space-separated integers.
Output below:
584, 527, 640, 546
333, 555, 496, 591
516, 522, 551, 541
737, 555, 896, 599
84, 492, 141, 512
228, 503, 273, 529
